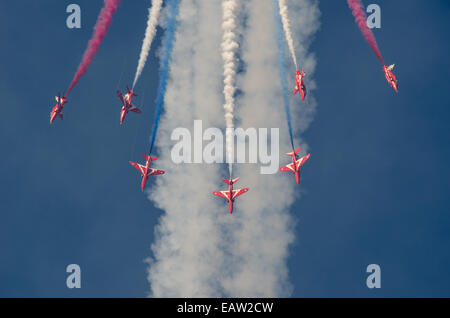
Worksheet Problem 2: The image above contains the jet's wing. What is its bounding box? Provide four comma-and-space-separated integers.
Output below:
280, 163, 295, 172
232, 188, 249, 200
117, 90, 124, 103
129, 161, 145, 175
296, 154, 310, 169
147, 168, 165, 177
213, 191, 231, 200
130, 105, 142, 113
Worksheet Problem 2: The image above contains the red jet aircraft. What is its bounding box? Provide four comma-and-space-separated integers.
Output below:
383, 64, 398, 92
213, 177, 249, 214
129, 154, 165, 191
280, 147, 310, 184
117, 86, 142, 124
293, 67, 307, 101
50, 93, 68, 124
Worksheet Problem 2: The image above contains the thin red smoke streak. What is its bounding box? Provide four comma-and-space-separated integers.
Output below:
347, 0, 384, 65
66, 0, 121, 96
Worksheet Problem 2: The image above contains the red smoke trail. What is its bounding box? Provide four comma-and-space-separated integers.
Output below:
347, 0, 384, 65
66, 0, 121, 96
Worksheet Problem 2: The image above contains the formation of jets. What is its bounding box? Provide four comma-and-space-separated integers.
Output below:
49, 63, 397, 215
46, 75, 313, 214
129, 154, 165, 191
117, 86, 142, 124
213, 178, 249, 214
383, 64, 398, 93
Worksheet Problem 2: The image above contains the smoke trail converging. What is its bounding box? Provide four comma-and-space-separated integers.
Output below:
278, 0, 297, 68
132, 0, 163, 89
147, 0, 227, 297
66, 0, 121, 96
148, 0, 181, 155
274, 0, 295, 150
347, 0, 384, 65
221, 0, 320, 297
221, 0, 239, 176
146, 0, 320, 297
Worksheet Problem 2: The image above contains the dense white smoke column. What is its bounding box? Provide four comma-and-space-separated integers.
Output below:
221, 0, 320, 297
221, 0, 239, 176
146, 0, 228, 297
146, 0, 320, 298
132, 0, 163, 89
278, 0, 297, 68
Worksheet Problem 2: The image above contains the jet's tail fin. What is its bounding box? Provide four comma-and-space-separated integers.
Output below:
222, 177, 240, 185
286, 147, 301, 157
388, 64, 395, 71
141, 154, 158, 162
127, 85, 138, 97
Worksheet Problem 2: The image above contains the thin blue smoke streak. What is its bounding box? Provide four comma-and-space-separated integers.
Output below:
149, 0, 181, 154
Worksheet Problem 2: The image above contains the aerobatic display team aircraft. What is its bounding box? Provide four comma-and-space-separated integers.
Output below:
280, 147, 311, 185
49, 93, 68, 124
130, 154, 165, 191
117, 86, 142, 124
383, 64, 398, 92
293, 67, 307, 101
213, 177, 249, 214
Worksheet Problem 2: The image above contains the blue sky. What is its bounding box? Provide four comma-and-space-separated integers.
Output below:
0, 0, 449, 297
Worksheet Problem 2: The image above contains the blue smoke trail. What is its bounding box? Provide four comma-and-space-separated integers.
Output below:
273, 0, 295, 150
149, 0, 181, 154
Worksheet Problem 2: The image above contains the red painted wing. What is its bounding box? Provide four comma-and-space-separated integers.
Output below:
148, 169, 165, 176
300, 83, 307, 100
117, 90, 124, 103
129, 161, 145, 175
130, 106, 142, 113
296, 154, 310, 169
232, 188, 249, 200
280, 163, 295, 172
213, 191, 230, 200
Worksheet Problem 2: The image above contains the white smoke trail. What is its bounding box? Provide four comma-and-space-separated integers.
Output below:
146, 0, 227, 297
132, 0, 163, 89
221, 0, 320, 296
221, 0, 239, 176
278, 0, 298, 68
146, 0, 320, 297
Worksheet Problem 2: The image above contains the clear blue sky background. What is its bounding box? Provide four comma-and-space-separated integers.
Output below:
0, 1, 449, 297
